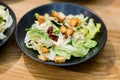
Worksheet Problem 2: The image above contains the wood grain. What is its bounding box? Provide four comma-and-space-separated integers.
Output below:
0, 0, 120, 80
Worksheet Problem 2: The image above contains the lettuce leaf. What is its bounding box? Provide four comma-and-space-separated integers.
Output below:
86, 19, 101, 39
25, 28, 53, 48
83, 39, 97, 48
55, 44, 88, 58
72, 41, 89, 57
55, 49, 71, 59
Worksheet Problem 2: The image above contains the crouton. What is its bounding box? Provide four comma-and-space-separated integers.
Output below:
38, 15, 45, 24
69, 18, 80, 27
66, 27, 74, 36
57, 12, 66, 22
60, 26, 67, 34
51, 11, 58, 18
51, 11, 66, 22
54, 56, 66, 63
38, 55, 49, 61
40, 46, 50, 53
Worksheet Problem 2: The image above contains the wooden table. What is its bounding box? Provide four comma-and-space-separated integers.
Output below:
0, 0, 120, 80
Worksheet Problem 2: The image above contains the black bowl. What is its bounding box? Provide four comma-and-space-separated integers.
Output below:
16, 2, 107, 66
0, 1, 16, 48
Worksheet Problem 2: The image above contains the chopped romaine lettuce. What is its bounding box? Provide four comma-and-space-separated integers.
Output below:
50, 20, 60, 34
25, 28, 53, 48
54, 49, 71, 59
55, 45, 88, 57
86, 19, 101, 39
72, 40, 89, 57
0, 17, 5, 24
0, 33, 6, 40
34, 13, 40, 19
83, 39, 97, 48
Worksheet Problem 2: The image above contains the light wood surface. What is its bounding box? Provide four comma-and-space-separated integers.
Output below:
0, 0, 120, 80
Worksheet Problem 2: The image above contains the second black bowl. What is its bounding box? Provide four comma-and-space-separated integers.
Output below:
0, 1, 16, 48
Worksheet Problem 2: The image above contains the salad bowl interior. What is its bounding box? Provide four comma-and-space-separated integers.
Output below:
16, 2, 107, 66
0, 1, 16, 48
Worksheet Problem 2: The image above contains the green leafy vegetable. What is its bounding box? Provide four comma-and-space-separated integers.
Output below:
86, 19, 101, 39
83, 39, 97, 48
25, 28, 53, 48
55, 49, 71, 59
34, 13, 40, 19
72, 40, 89, 57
